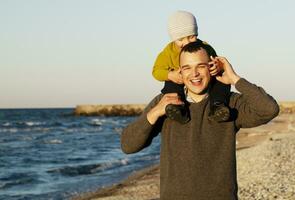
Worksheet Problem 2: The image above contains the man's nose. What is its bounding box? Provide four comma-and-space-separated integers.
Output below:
192, 67, 200, 76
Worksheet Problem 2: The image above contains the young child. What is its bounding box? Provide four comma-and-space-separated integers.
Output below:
152, 10, 231, 123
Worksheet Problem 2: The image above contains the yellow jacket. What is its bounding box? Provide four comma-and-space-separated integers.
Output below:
152, 39, 215, 81
152, 42, 180, 81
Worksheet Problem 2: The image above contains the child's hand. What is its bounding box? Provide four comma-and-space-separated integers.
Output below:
214, 56, 241, 85
209, 56, 223, 76
168, 69, 183, 84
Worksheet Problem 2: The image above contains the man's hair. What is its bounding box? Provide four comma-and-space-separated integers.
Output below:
179, 40, 217, 59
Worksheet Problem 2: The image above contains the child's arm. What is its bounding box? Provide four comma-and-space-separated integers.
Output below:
152, 49, 183, 84
153, 59, 183, 84
152, 51, 171, 81
167, 69, 183, 84
202, 40, 222, 76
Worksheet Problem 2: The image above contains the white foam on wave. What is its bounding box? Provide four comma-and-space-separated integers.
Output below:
22, 136, 33, 141
114, 127, 123, 134
25, 121, 43, 126
120, 158, 129, 165
22, 127, 51, 133
2, 122, 11, 127
90, 119, 106, 126
45, 139, 63, 144
0, 128, 18, 133
97, 158, 129, 172
138, 155, 160, 161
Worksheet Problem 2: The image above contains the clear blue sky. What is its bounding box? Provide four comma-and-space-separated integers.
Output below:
1, 0, 294, 108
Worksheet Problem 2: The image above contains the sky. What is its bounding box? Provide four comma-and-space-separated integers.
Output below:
0, 0, 294, 108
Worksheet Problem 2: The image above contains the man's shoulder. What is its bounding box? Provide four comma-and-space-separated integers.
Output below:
150, 93, 164, 104
151, 93, 164, 102
228, 91, 242, 108
143, 94, 164, 111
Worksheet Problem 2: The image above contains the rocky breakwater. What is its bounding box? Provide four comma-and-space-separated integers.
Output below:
279, 101, 295, 114
74, 102, 295, 116
74, 104, 146, 116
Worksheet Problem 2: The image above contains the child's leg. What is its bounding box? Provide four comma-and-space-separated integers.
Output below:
161, 81, 185, 100
209, 78, 231, 122
209, 78, 231, 105
161, 81, 190, 123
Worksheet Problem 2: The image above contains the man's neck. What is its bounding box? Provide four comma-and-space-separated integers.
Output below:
187, 91, 209, 103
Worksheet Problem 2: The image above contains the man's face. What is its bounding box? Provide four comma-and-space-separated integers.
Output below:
180, 48, 211, 96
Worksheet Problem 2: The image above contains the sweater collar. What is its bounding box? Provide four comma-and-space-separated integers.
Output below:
185, 86, 209, 103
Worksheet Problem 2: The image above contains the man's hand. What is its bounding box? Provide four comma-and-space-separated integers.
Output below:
211, 56, 241, 85
168, 69, 183, 84
147, 93, 183, 125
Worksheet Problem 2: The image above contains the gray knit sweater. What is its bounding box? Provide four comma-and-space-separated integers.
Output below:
121, 78, 279, 200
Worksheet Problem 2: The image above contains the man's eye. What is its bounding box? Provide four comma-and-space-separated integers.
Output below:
198, 65, 207, 69
182, 67, 190, 71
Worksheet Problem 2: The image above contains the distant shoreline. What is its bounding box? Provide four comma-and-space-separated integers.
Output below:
74, 102, 295, 116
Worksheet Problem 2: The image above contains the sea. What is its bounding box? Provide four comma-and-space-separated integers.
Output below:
0, 108, 161, 200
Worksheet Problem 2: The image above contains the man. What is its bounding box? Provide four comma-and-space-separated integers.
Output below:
121, 41, 279, 200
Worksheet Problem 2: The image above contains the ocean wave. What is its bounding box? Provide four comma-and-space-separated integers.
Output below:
0, 173, 38, 189
85, 118, 131, 129
137, 155, 160, 162
67, 157, 88, 162
0, 128, 18, 133
48, 121, 64, 127
17, 121, 45, 127
21, 136, 34, 141
0, 121, 52, 133
1, 122, 11, 127
23, 127, 51, 133
47, 159, 129, 177
43, 139, 63, 144
0, 127, 52, 134
108, 117, 134, 126
87, 118, 106, 126
124, 154, 160, 166
114, 127, 123, 134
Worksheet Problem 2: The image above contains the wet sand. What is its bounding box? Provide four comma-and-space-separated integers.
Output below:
72, 114, 295, 200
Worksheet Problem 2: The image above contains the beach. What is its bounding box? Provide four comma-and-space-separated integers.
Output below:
72, 113, 295, 200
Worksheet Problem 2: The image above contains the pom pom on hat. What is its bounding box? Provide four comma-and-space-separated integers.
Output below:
168, 10, 198, 41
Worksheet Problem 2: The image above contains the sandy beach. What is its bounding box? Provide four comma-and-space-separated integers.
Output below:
72, 113, 295, 200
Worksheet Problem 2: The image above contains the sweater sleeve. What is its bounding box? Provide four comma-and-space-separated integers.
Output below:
230, 78, 280, 129
121, 94, 164, 154
152, 50, 170, 81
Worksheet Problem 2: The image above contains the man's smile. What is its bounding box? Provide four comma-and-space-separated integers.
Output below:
190, 77, 202, 86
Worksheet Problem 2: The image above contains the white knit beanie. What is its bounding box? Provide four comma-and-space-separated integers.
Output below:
167, 10, 198, 41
